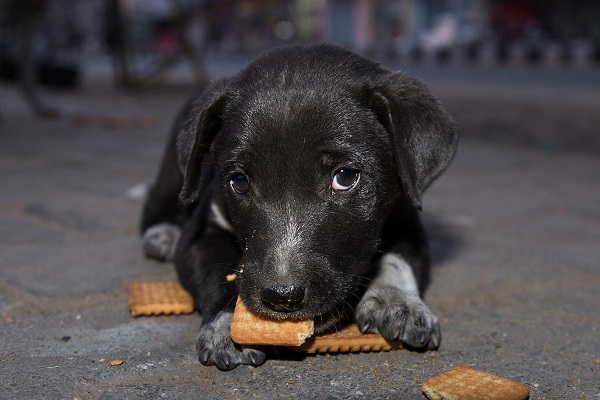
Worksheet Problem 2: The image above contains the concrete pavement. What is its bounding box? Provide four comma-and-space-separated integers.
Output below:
0, 65, 599, 399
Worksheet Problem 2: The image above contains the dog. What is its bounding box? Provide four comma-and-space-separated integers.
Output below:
140, 44, 458, 370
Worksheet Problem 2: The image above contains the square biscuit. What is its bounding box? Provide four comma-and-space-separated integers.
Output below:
295, 323, 403, 353
128, 282, 194, 316
422, 366, 530, 400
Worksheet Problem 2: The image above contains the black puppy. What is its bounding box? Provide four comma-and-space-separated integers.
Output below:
141, 44, 458, 370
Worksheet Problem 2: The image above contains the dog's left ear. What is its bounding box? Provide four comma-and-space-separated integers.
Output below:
177, 78, 231, 205
371, 72, 458, 209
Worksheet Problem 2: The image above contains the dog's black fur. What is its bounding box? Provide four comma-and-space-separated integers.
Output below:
141, 44, 458, 370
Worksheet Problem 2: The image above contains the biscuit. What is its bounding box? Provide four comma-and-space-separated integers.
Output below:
295, 323, 403, 353
128, 282, 194, 316
422, 366, 530, 400
230, 297, 315, 346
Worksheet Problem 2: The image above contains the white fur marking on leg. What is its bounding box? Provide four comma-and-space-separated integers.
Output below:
376, 253, 420, 295
142, 222, 181, 261
210, 309, 234, 332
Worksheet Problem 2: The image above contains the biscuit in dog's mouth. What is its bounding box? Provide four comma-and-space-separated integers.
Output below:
230, 296, 315, 346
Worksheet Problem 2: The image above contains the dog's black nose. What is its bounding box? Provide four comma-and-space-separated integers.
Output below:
260, 285, 305, 312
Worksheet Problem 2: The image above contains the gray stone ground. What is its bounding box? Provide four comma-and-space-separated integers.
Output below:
0, 61, 599, 399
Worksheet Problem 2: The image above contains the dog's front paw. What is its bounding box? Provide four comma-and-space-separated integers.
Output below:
142, 223, 181, 262
356, 288, 441, 350
196, 311, 266, 371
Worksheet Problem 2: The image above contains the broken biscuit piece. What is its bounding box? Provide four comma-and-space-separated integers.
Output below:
229, 297, 315, 346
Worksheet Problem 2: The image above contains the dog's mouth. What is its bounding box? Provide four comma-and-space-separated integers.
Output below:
254, 306, 349, 335
237, 261, 362, 334
242, 292, 354, 335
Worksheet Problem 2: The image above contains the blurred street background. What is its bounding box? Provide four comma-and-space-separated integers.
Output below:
2, 0, 600, 87
4, 0, 600, 79
2, 0, 600, 151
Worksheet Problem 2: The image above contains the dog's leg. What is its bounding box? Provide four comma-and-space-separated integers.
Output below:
141, 162, 183, 261
356, 206, 441, 349
140, 119, 187, 261
141, 223, 181, 262
195, 308, 266, 371
176, 211, 266, 370
356, 253, 441, 349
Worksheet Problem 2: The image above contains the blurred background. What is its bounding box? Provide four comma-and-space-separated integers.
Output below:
3, 0, 600, 78
1, 0, 600, 152
3, 0, 600, 82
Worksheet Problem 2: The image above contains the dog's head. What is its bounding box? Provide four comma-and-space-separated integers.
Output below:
177, 45, 457, 329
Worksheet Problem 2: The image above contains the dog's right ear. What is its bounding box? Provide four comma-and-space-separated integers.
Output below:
177, 78, 231, 205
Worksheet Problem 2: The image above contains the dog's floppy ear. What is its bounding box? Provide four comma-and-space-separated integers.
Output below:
372, 72, 458, 209
177, 78, 231, 205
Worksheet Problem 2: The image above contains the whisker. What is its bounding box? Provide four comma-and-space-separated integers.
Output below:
226, 294, 239, 309
186, 262, 241, 284
346, 274, 387, 303
203, 263, 240, 273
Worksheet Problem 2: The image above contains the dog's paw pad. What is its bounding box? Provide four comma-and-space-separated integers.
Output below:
142, 223, 181, 262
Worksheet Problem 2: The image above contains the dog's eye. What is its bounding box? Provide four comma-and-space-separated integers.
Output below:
332, 169, 360, 192
230, 174, 250, 194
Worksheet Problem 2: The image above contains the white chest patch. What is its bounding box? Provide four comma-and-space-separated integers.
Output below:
375, 253, 420, 296
210, 202, 235, 233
